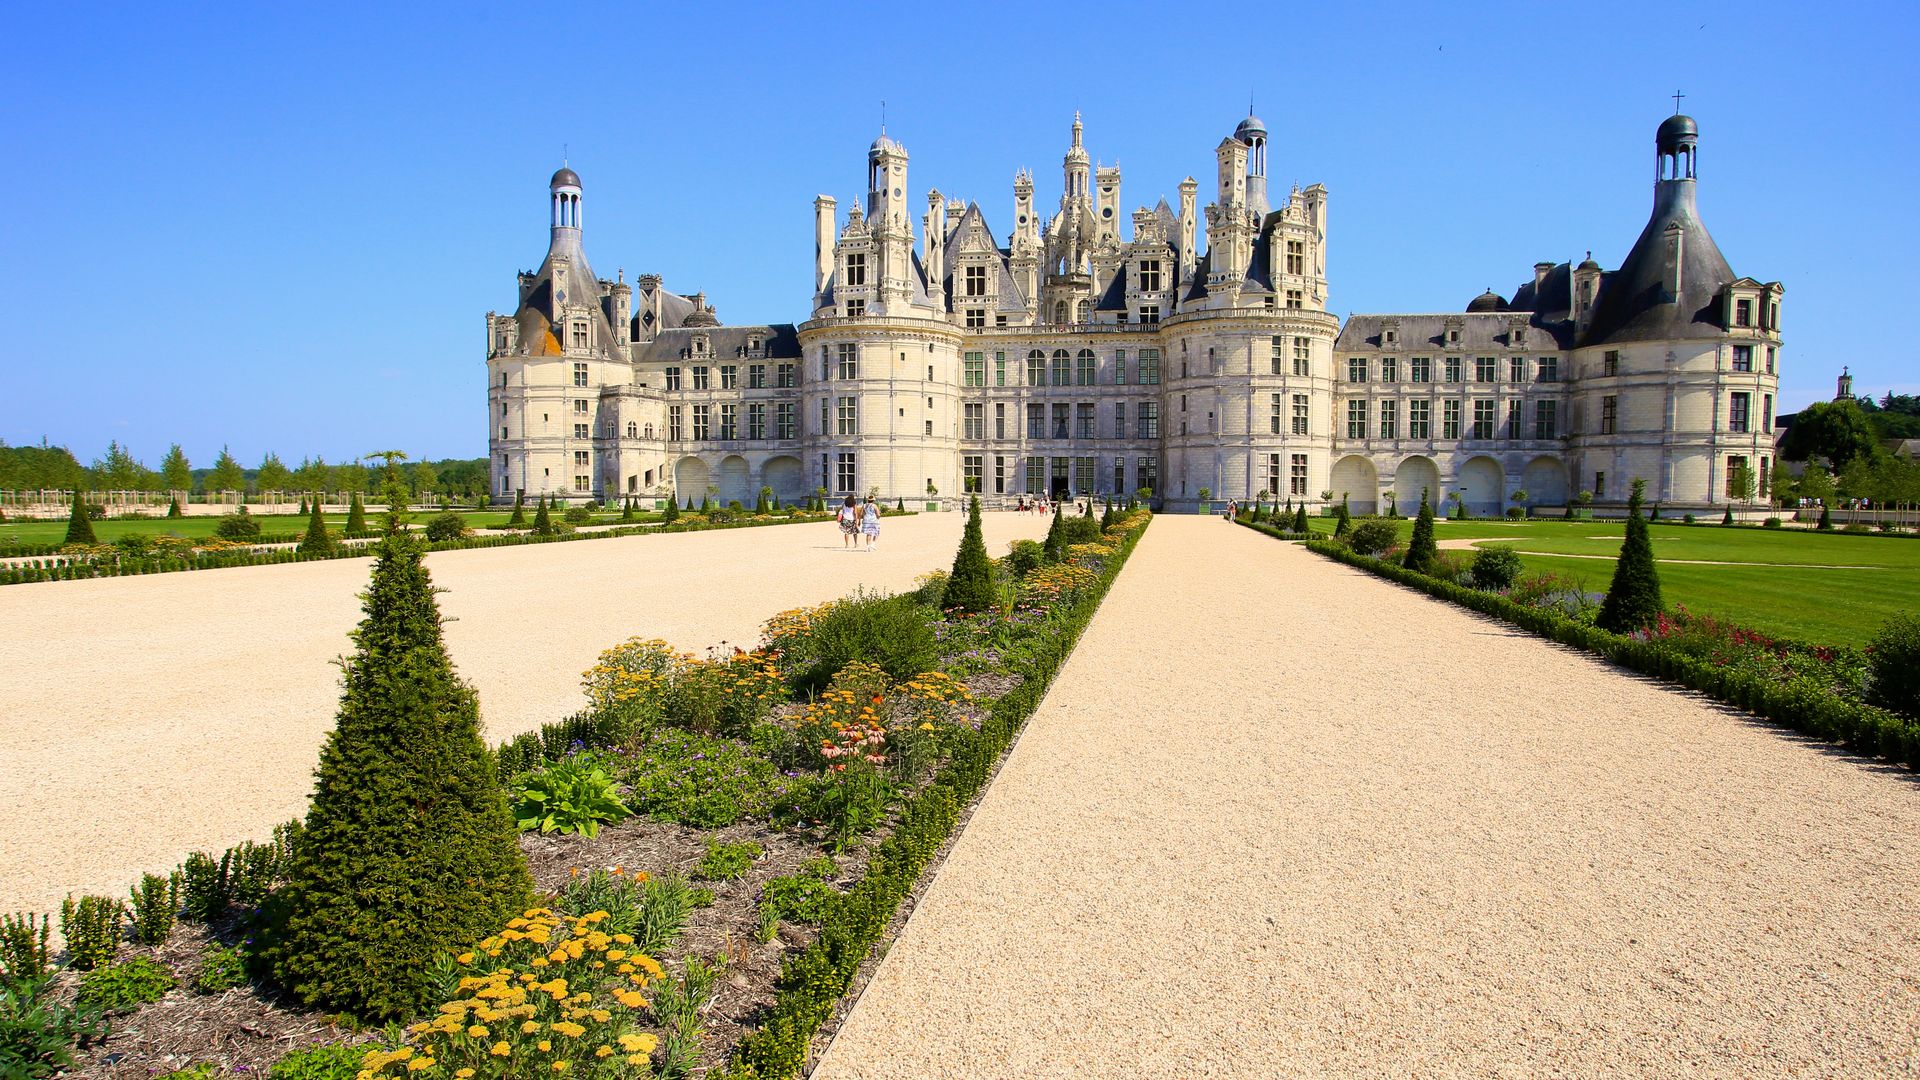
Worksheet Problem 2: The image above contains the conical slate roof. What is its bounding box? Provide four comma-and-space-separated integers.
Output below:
1582, 178, 1734, 347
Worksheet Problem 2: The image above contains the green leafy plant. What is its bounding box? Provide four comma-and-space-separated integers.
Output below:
345, 491, 367, 533
757, 859, 839, 925
156, 1067, 220, 1079
557, 868, 697, 954
193, 942, 247, 993
694, 838, 762, 881
255, 518, 533, 1023
268, 1043, 369, 1080
214, 508, 261, 540
0, 913, 52, 982
1343, 519, 1397, 556
179, 850, 233, 922
514, 756, 633, 837
1004, 539, 1045, 578
59, 895, 124, 971
1598, 479, 1664, 633
63, 491, 96, 546
0, 976, 111, 1078
1866, 612, 1920, 717
782, 590, 938, 695
941, 496, 996, 614
1402, 490, 1438, 574
128, 872, 181, 946
620, 727, 790, 827
562, 505, 593, 525
75, 957, 175, 1013
423, 511, 468, 542
651, 954, 723, 1079
1469, 547, 1525, 591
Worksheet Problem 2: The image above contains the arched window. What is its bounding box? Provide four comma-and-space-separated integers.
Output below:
1076, 349, 1096, 385
1051, 349, 1071, 387
1027, 349, 1046, 386
1076, 300, 1090, 322
1054, 301, 1068, 324
626, 421, 638, 439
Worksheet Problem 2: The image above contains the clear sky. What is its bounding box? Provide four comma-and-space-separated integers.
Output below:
4, 0, 1914, 468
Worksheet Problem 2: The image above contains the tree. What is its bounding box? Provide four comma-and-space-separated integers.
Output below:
941, 496, 997, 614
1101, 499, 1115, 531
94, 440, 155, 492
1778, 399, 1880, 470
259, 497, 532, 1021
1333, 495, 1351, 537
345, 492, 368, 534
1402, 490, 1437, 574
1043, 500, 1066, 561
661, 495, 679, 524
64, 490, 97, 545
756, 486, 773, 514
207, 445, 245, 496
167, 495, 183, 518
160, 444, 191, 494
256, 452, 292, 498
531, 496, 555, 536
1726, 459, 1757, 507
297, 498, 335, 556
619, 497, 635, 523
1798, 466, 1836, 508
1768, 465, 1797, 507
1598, 479, 1664, 633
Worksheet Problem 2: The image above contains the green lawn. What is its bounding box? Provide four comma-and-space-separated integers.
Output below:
1284, 515, 1917, 647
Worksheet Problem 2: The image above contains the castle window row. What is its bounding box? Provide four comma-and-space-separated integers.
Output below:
1335, 398, 1562, 442
1344, 356, 1561, 385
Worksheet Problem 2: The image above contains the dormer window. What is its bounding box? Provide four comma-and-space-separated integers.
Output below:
570, 321, 589, 349
1447, 329, 1460, 345
964, 265, 989, 296
1384, 329, 1398, 346
844, 253, 867, 287
1734, 298, 1753, 327
1138, 260, 1162, 292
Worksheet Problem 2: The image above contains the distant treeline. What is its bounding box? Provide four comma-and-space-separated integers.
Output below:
0, 440, 488, 497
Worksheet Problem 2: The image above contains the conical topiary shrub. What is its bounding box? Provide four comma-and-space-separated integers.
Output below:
1817, 502, 1832, 531
1403, 491, 1438, 574
507, 490, 525, 526
1292, 505, 1308, 533
1043, 501, 1065, 562
297, 498, 335, 557
258, 500, 532, 1021
662, 496, 680, 524
64, 490, 96, 545
345, 492, 367, 534
167, 496, 183, 519
1722, 507, 1734, 526
1334, 496, 1351, 538
941, 496, 996, 614
298, 496, 309, 517
531, 497, 554, 536
1598, 479, 1664, 633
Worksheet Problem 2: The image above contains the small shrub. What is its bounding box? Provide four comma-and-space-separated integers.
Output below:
59, 895, 124, 971
1843, 523, 1871, 534
213, 509, 261, 540
1004, 539, 1045, 578
1505, 507, 1525, 519
1403, 493, 1438, 574
1597, 479, 1664, 634
296, 499, 335, 556
1721, 508, 1734, 525
1763, 516, 1782, 528
620, 727, 789, 828
0, 913, 52, 982
192, 942, 247, 993
0, 976, 110, 1076
759, 862, 838, 925
423, 511, 468, 542
694, 838, 762, 881
179, 850, 233, 922
1684, 513, 1697, 524
128, 872, 181, 946
514, 756, 633, 837
563, 505, 593, 525
1343, 519, 1397, 556
1469, 546, 1525, 590
941, 497, 996, 614
63, 491, 96, 546
1057, 515, 1102, 547
344, 492, 367, 534
784, 591, 938, 694
1866, 612, 1920, 718
268, 1044, 368, 1080
75, 957, 175, 1013
1427, 550, 1474, 586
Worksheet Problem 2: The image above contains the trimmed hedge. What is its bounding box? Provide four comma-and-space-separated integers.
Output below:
1234, 520, 1314, 542
1296, 539, 1919, 769
711, 512, 1155, 1080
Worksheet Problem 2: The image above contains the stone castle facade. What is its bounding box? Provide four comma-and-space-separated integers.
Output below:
486, 111, 1782, 513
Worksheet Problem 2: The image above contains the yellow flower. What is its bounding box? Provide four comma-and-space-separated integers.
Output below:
596, 1045, 614, 1058
538, 1039, 552, 1051
456, 952, 475, 964
490, 1042, 511, 1057
456, 1072, 475, 1079
521, 1020, 540, 1034
553, 1064, 570, 1073
467, 1024, 489, 1038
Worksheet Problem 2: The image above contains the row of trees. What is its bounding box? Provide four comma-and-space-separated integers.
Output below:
0, 440, 487, 499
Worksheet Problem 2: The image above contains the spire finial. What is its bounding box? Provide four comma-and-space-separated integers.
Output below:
563, 142, 568, 167
880, 99, 886, 135
1671, 90, 1685, 114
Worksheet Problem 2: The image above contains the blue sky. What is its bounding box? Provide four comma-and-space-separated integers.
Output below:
4, 0, 1914, 467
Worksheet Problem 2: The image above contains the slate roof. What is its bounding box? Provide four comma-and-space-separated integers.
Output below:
632, 324, 801, 363
1334, 312, 1573, 352
1581, 180, 1736, 347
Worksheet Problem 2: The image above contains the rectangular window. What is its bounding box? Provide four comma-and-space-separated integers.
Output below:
1025, 456, 1046, 495
964, 265, 988, 296
1508, 356, 1527, 382
1289, 453, 1308, 496
836, 344, 857, 379
1293, 337, 1311, 377
1076, 350, 1096, 386
720, 365, 737, 390
574, 423, 590, 439
1409, 399, 1431, 439
1346, 399, 1368, 439
1115, 349, 1129, 385
748, 363, 766, 388
995, 403, 1006, 440
1114, 456, 1127, 495
574, 474, 590, 492
819, 398, 829, 436
777, 362, 796, 388
573, 362, 589, 387
1347, 357, 1368, 383
574, 398, 589, 415
1763, 393, 1774, 433
776, 402, 796, 439
995, 455, 1007, 494
963, 352, 985, 387
692, 404, 710, 440
718, 403, 736, 440
1139, 401, 1160, 438
747, 402, 766, 440
1475, 357, 1497, 383
963, 455, 983, 493
1760, 456, 1770, 496
1139, 305, 1160, 324
1291, 394, 1309, 436
836, 395, 858, 435
1444, 357, 1462, 383
1380, 357, 1398, 383
1114, 401, 1127, 439
1410, 357, 1432, 383
1734, 298, 1753, 327
1443, 399, 1462, 439
1595, 471, 1606, 499
995, 353, 1007, 387
1270, 393, 1283, 435
1052, 403, 1070, 440
1732, 345, 1754, 372
1138, 260, 1162, 291
1026, 351, 1046, 386
1537, 356, 1559, 382
1603, 350, 1620, 377
1379, 400, 1398, 440
835, 453, 855, 494
1074, 456, 1094, 495
668, 405, 683, 442
1766, 346, 1776, 375
1285, 240, 1305, 276
573, 451, 590, 469
1138, 457, 1159, 495
665, 366, 681, 391
844, 253, 866, 286
1504, 400, 1522, 439
1262, 453, 1282, 498
1470, 399, 1493, 439
1052, 351, 1071, 386
691, 366, 709, 390
965, 308, 986, 329
1270, 336, 1285, 375
1534, 400, 1558, 440
1076, 403, 1095, 440
1600, 395, 1619, 435
1139, 349, 1161, 384
964, 403, 985, 440
1285, 289, 1303, 309
1025, 403, 1044, 439
1726, 455, 1748, 498
1729, 391, 1751, 433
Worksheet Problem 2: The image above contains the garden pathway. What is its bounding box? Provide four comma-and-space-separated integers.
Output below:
0, 512, 1049, 923
815, 515, 1920, 1078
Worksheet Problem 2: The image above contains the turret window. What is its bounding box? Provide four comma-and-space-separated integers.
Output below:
573, 362, 589, 387
1729, 392, 1751, 433
836, 396, 858, 435
1732, 345, 1753, 372
1286, 241, 1305, 276
845, 254, 867, 287
837, 344, 857, 379
1293, 338, 1311, 376
1600, 396, 1619, 435
1603, 351, 1621, 376
844, 299, 865, 316
964, 266, 989, 296
1052, 350, 1071, 387
1734, 299, 1753, 327
571, 322, 589, 349
1076, 349, 1096, 386
1286, 290, 1303, 309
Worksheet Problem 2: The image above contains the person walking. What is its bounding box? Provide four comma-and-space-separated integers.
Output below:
837, 494, 860, 549
861, 494, 881, 550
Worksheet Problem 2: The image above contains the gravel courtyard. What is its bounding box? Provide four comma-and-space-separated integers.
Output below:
0, 512, 1048, 921
814, 516, 1920, 1079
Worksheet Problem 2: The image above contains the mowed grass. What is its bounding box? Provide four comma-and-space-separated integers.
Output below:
1283, 514, 1918, 646
0, 509, 661, 546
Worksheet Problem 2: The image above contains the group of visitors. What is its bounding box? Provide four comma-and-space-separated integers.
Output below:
835, 495, 882, 550
1013, 496, 1054, 516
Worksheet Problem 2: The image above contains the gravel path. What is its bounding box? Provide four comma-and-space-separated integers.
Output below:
0, 513, 1047, 921
814, 516, 1920, 1078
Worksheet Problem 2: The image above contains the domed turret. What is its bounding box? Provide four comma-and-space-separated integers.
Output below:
550, 167, 581, 190
868, 133, 901, 157
1467, 289, 1508, 313
1234, 114, 1267, 144
1656, 113, 1699, 152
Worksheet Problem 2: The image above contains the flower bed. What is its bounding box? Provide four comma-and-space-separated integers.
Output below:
6, 508, 1153, 1079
